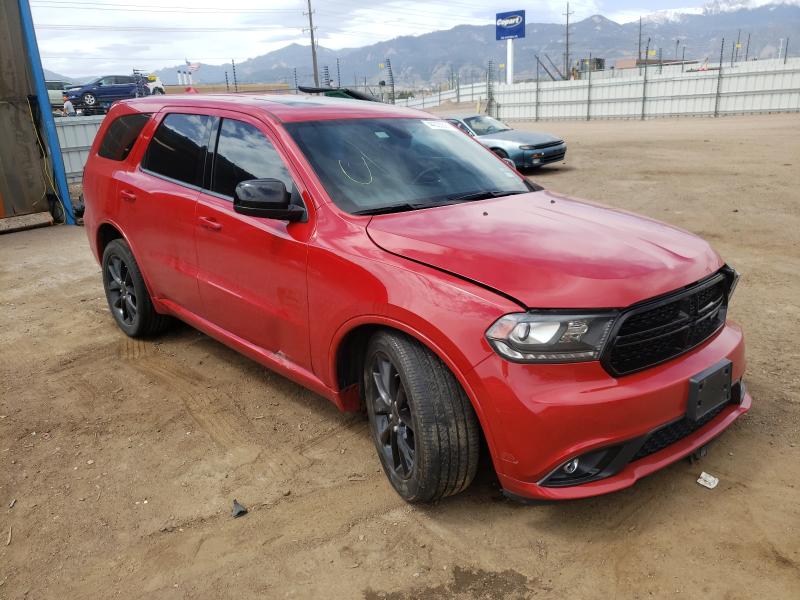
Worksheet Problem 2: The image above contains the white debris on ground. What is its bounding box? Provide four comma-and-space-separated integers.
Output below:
697, 472, 720, 489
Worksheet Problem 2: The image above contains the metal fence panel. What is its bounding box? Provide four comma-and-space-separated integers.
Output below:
401, 58, 799, 121
54, 115, 105, 182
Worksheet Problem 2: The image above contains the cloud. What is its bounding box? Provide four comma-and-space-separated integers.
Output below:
35, 0, 721, 77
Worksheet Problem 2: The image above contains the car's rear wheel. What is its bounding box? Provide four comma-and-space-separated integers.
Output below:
101, 239, 170, 337
364, 331, 480, 502
82, 92, 96, 107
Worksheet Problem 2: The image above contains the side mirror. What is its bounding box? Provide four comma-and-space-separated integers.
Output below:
501, 157, 517, 171
233, 179, 304, 222
96, 81, 103, 87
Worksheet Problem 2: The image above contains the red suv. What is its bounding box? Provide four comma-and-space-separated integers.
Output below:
83, 95, 749, 503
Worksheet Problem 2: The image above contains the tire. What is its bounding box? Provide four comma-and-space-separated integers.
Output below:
153, 87, 165, 95
364, 331, 480, 503
82, 92, 96, 107
101, 239, 170, 337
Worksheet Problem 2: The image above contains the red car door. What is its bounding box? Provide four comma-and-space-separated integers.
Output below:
194, 113, 314, 371
115, 110, 214, 316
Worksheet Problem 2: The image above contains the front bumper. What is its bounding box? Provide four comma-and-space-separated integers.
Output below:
518, 144, 567, 168
468, 321, 748, 500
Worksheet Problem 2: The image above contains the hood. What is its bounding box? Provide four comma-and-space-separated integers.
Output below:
365, 190, 722, 309
478, 129, 561, 146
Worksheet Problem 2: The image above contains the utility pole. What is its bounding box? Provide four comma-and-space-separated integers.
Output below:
744, 33, 751, 61
638, 16, 642, 61
641, 37, 650, 120
733, 29, 741, 64
386, 58, 395, 104
292, 68, 298, 93
336, 57, 341, 88
304, 0, 319, 87
564, 2, 574, 79
675, 39, 680, 59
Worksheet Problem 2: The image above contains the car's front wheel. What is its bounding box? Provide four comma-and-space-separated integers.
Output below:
364, 331, 480, 502
82, 92, 96, 107
101, 239, 170, 337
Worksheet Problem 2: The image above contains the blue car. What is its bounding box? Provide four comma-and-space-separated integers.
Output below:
445, 115, 567, 170
65, 75, 150, 112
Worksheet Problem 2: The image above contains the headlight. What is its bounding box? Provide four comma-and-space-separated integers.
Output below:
519, 145, 537, 150
486, 312, 617, 363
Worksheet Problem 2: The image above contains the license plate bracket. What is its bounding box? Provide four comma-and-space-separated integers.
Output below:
687, 359, 732, 422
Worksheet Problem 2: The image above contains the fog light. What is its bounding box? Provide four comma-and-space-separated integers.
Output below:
563, 458, 579, 474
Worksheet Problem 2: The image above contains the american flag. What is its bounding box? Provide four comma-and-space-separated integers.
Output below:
185, 60, 201, 73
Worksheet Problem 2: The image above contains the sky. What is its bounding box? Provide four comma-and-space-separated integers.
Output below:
33, 0, 791, 77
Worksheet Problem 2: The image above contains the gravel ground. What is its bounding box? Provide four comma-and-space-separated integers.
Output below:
1, 113, 798, 599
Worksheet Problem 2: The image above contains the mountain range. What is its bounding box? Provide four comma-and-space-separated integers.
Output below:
47, 3, 800, 87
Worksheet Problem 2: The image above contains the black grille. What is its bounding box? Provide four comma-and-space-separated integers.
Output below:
541, 152, 566, 163
632, 380, 742, 461
532, 140, 564, 150
632, 403, 726, 460
603, 275, 728, 376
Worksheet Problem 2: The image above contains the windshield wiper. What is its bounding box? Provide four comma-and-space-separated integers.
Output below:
446, 190, 526, 203
352, 203, 425, 216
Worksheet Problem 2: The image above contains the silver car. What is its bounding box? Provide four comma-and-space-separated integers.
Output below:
445, 115, 567, 170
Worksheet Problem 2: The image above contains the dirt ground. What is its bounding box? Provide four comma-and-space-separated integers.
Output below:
1, 114, 799, 599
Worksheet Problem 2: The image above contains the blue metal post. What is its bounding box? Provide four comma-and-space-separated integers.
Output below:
17, 0, 75, 224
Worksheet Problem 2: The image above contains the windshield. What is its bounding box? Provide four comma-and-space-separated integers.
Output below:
284, 118, 531, 214
464, 116, 511, 136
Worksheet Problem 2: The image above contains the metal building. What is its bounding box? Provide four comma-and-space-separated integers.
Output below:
0, 0, 49, 222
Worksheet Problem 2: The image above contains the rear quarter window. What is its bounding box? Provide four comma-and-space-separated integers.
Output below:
97, 113, 151, 161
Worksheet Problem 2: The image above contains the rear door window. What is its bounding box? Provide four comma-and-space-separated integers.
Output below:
142, 113, 214, 187
211, 118, 295, 199
97, 113, 151, 161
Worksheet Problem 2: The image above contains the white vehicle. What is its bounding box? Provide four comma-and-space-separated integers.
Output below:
139, 73, 165, 95
45, 80, 70, 107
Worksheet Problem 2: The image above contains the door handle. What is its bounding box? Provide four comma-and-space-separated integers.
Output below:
198, 216, 222, 232
120, 190, 136, 203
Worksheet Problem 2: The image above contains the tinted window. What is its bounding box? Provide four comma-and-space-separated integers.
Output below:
99, 77, 115, 86
46, 81, 63, 91
211, 119, 294, 198
98, 113, 151, 161
143, 113, 213, 186
115, 76, 134, 84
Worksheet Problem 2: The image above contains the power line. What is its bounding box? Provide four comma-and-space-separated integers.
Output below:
36, 24, 285, 31
31, 0, 297, 11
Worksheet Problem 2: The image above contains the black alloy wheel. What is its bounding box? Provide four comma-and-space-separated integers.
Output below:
107, 254, 137, 326
369, 351, 416, 479
364, 331, 480, 503
101, 239, 170, 337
